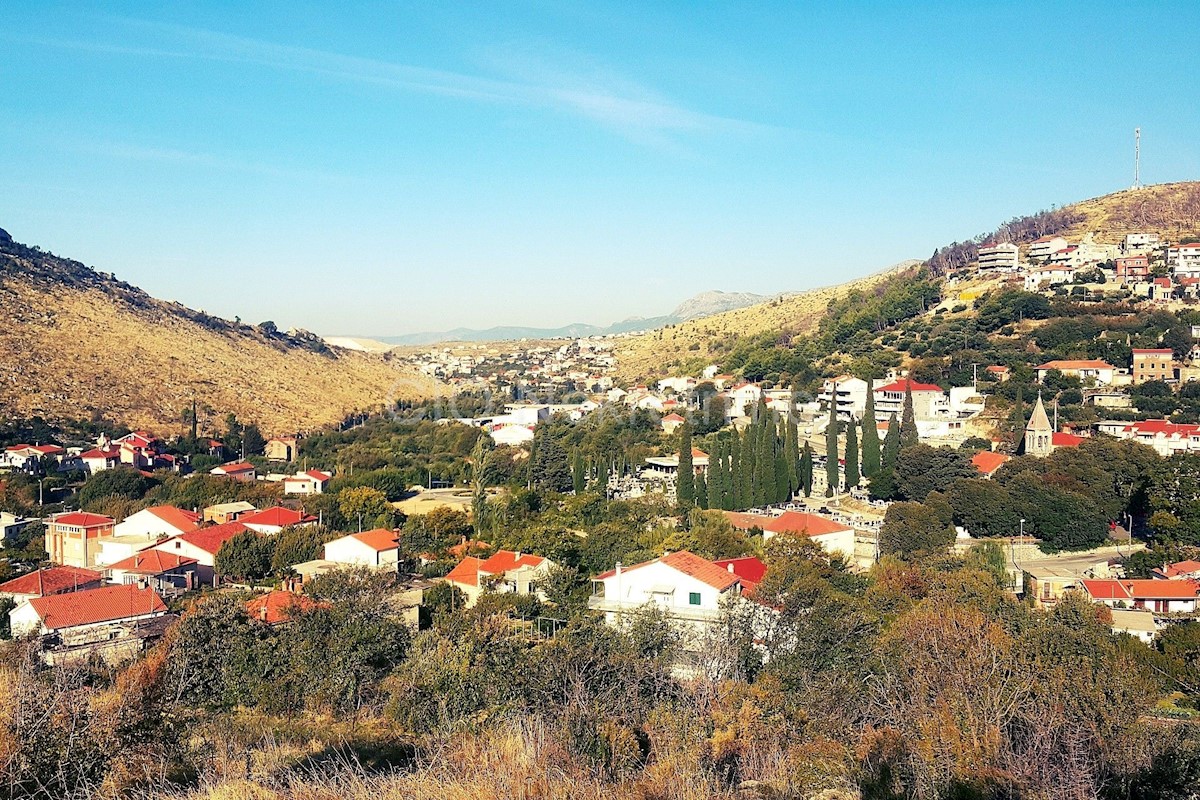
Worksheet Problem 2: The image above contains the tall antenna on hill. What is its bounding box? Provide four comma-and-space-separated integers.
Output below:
1133, 128, 1142, 189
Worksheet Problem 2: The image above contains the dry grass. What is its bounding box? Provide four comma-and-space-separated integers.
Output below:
1053, 180, 1200, 244
0, 279, 442, 434
613, 261, 920, 382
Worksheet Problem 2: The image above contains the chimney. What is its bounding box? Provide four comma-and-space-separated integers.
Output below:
615, 562, 622, 577
515, 551, 522, 561
727, 563, 735, 573
260, 603, 269, 622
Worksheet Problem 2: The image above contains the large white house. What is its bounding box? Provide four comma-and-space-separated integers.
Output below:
444, 550, 554, 607
977, 242, 1019, 270
9, 583, 167, 639
818, 375, 869, 419
872, 379, 949, 421
1034, 359, 1115, 386
724, 510, 856, 561
323, 528, 399, 569
283, 469, 333, 495
588, 550, 747, 632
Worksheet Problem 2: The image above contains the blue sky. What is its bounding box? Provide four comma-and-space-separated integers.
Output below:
3, 2, 1198, 336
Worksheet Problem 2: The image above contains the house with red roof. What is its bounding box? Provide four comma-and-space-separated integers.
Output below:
1153, 560, 1200, 581
323, 528, 399, 569
984, 365, 1010, 382
712, 556, 768, 597
246, 589, 322, 625
240, 506, 319, 534
210, 461, 258, 482
723, 510, 856, 560
444, 549, 554, 607
80, 447, 121, 474
1, 443, 66, 473
0, 566, 102, 604
589, 551, 751, 632
971, 450, 1011, 478
150, 521, 251, 586
8, 583, 168, 641
46, 512, 116, 568
104, 550, 198, 595
1105, 418, 1200, 457
1035, 359, 1115, 386
660, 413, 687, 434
1079, 578, 1200, 614
112, 505, 200, 540
872, 378, 949, 421
283, 469, 333, 495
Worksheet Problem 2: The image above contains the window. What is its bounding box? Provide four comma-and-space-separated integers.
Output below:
688, 592, 701, 606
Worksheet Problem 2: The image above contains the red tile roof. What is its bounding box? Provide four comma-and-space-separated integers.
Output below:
594, 550, 741, 591
349, 528, 399, 553
1052, 432, 1085, 448
712, 556, 767, 594
215, 461, 256, 474
876, 378, 943, 393
478, 550, 546, 574
662, 413, 686, 422
145, 505, 201, 532
445, 556, 485, 587
167, 521, 251, 555
1163, 560, 1200, 578
52, 512, 114, 528
1132, 348, 1174, 355
1082, 578, 1200, 601
106, 550, 197, 575
1035, 360, 1115, 371
29, 584, 166, 630
971, 450, 1011, 476
246, 589, 322, 624
0, 566, 101, 597
81, 448, 120, 460
240, 506, 318, 528
723, 510, 852, 537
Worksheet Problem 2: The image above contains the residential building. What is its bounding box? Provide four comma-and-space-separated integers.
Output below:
643, 448, 709, 478
723, 510, 856, 560
1103, 419, 1200, 457
8, 583, 169, 664
1024, 265, 1076, 290
1, 443, 65, 473
46, 512, 116, 568
1027, 235, 1068, 261
1131, 348, 1176, 383
444, 549, 554, 607
150, 521, 251, 586
1109, 608, 1159, 644
0, 512, 30, 546
726, 382, 763, 418
112, 505, 201, 540
984, 365, 1010, 382
1034, 359, 1115, 386
1167, 242, 1200, 277
203, 501, 257, 524
660, 413, 687, 434
210, 461, 257, 481
283, 469, 333, 495
1155, 560, 1200, 580
711, 556, 768, 596
0, 566, 102, 603
872, 378, 948, 421
1080, 578, 1200, 614
1122, 233, 1160, 252
265, 436, 299, 462
80, 447, 121, 474
246, 589, 322, 625
104, 550, 198, 596
589, 550, 744, 632
971, 450, 1010, 478
323, 528, 399, 569
1114, 254, 1150, 283
818, 375, 869, 419
977, 242, 1019, 270
240, 506, 319, 534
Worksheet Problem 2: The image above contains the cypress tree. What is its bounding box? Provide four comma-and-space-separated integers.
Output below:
900, 379, 919, 447
719, 438, 734, 510
825, 416, 839, 497
734, 430, 752, 510
861, 376, 880, 477
785, 408, 800, 493
596, 458, 610, 493
677, 423, 695, 509
1012, 384, 1025, 453
754, 411, 773, 506
800, 442, 814, 497
572, 450, 585, 495
871, 412, 902, 500
696, 471, 709, 510
845, 418, 860, 489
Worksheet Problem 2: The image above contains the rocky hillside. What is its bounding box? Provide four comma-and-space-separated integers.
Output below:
0, 232, 440, 434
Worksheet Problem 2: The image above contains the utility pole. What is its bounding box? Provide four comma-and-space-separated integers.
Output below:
1133, 127, 1141, 189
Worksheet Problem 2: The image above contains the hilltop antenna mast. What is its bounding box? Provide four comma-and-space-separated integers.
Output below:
1133, 127, 1141, 189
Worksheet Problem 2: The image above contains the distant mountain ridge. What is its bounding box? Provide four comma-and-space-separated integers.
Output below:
369, 290, 773, 346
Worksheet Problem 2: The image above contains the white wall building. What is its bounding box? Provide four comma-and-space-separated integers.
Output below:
323, 528, 400, 569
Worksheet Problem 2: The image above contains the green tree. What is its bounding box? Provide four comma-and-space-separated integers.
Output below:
800, 442, 814, 497
572, 450, 586, 495
845, 419, 860, 489
338, 486, 395, 529
215, 530, 276, 582
894, 444, 975, 502
861, 376, 880, 477
825, 417, 838, 497
530, 429, 573, 493
677, 422, 695, 509
695, 471, 709, 510
879, 501, 956, 557
900, 380, 919, 447
241, 424, 266, 457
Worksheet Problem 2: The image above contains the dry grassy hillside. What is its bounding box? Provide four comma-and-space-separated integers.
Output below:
614, 260, 920, 381
0, 236, 441, 434
1057, 180, 1200, 244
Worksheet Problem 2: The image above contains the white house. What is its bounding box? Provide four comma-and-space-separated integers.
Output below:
818, 375, 869, 419
283, 469, 333, 495
80, 447, 121, 474
588, 550, 745, 632
239, 506, 319, 535
873, 379, 949, 421
977, 242, 1019, 270
1080, 579, 1200, 614
1035, 359, 1115, 386
150, 521, 251, 586
1027, 235, 1069, 261
9, 583, 167, 639
726, 383, 763, 418
444, 550, 554, 607
1167, 243, 1200, 277
210, 461, 257, 481
323, 528, 399, 570
112, 506, 200, 540
1024, 265, 1076, 290
724, 511, 856, 561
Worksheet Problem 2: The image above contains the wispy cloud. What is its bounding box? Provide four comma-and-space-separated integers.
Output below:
34, 18, 766, 145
